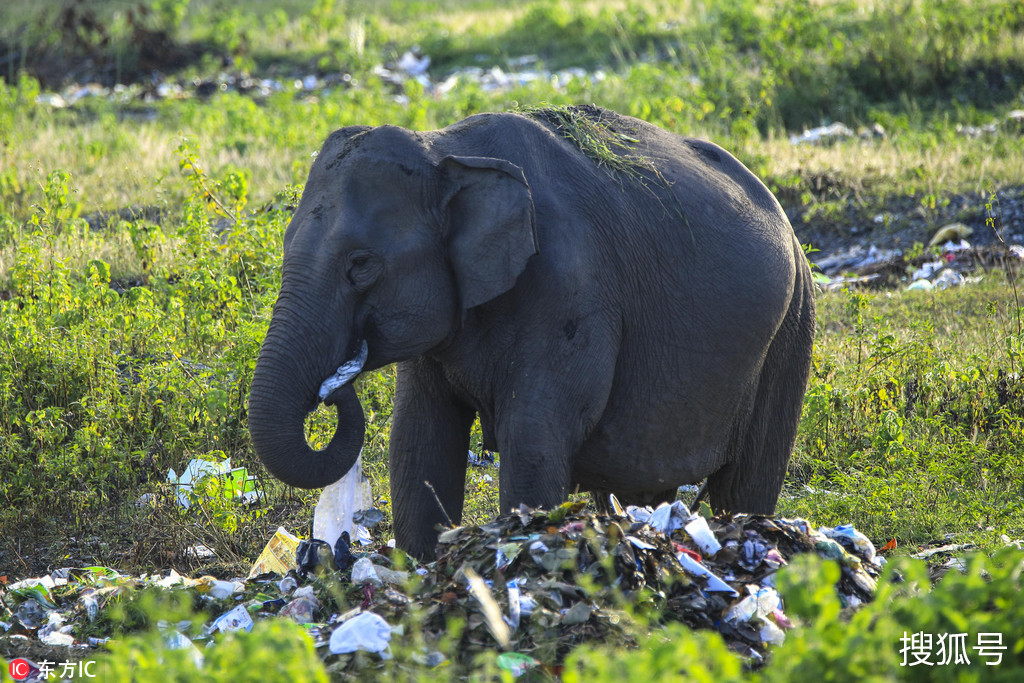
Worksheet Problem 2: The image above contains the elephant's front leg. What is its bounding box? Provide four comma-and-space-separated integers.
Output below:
388, 358, 475, 560
493, 359, 614, 516
495, 425, 576, 515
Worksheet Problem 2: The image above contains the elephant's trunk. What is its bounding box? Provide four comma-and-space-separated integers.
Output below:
248, 291, 366, 489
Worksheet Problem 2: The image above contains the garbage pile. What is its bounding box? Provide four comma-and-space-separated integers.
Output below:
411, 501, 882, 670
812, 222, 1024, 291
2, 499, 887, 677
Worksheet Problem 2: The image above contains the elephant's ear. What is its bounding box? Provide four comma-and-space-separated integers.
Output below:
441, 155, 538, 310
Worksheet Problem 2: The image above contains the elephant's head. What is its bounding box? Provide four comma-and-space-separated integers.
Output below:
248, 124, 537, 489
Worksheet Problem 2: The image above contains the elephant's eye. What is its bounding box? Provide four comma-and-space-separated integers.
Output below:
346, 251, 380, 290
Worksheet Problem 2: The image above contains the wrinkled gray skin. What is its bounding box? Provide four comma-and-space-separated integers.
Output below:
248, 106, 815, 560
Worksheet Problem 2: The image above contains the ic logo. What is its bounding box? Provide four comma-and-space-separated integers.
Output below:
8, 658, 31, 680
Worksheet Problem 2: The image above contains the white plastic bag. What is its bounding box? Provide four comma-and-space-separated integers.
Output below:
328, 612, 393, 655
313, 451, 372, 549
351, 557, 382, 586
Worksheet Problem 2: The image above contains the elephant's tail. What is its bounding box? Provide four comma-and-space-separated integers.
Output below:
707, 235, 816, 514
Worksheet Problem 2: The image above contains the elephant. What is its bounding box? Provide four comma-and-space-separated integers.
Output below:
248, 105, 815, 560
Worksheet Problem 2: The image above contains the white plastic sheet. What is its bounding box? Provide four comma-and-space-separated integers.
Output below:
313, 451, 373, 549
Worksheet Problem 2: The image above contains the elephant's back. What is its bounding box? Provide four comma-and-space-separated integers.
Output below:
434, 106, 797, 344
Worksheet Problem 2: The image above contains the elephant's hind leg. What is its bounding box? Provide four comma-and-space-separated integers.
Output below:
708, 240, 815, 514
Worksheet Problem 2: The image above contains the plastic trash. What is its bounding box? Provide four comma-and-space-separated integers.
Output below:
39, 628, 75, 647
397, 51, 431, 75
37, 611, 66, 638
354, 525, 373, 546
16, 599, 48, 629
163, 629, 204, 668
351, 557, 382, 586
941, 238, 971, 253
648, 500, 692, 534
496, 542, 521, 570
328, 612, 393, 655
625, 505, 653, 524
293, 585, 317, 601
928, 222, 973, 246
228, 467, 259, 505
196, 577, 243, 600
740, 538, 771, 571
317, 341, 367, 401
506, 580, 521, 629
155, 569, 185, 588
561, 601, 592, 625
10, 580, 57, 609
907, 279, 934, 291
277, 576, 297, 594
78, 591, 100, 621
725, 585, 781, 638
467, 450, 497, 468
822, 524, 877, 564
496, 652, 540, 678
627, 536, 658, 550
185, 544, 216, 561
313, 451, 373, 551
412, 651, 448, 667
684, 515, 723, 556
167, 457, 230, 508
209, 604, 254, 633
911, 260, 944, 281
675, 552, 737, 595
280, 596, 319, 624
248, 527, 301, 578
334, 531, 355, 571
296, 538, 335, 575
528, 540, 549, 565
934, 269, 965, 289
760, 619, 787, 646
789, 122, 854, 145
352, 508, 384, 528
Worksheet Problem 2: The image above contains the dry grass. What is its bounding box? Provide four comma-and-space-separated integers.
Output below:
745, 131, 1024, 202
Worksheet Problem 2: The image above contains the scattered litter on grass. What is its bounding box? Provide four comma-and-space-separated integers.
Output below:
12, 503, 1007, 676
814, 244, 902, 277
910, 542, 976, 560
788, 122, 885, 146
328, 611, 393, 656
956, 110, 1024, 138
30, 51, 610, 113
167, 457, 258, 508
812, 238, 1024, 291
468, 450, 497, 468
248, 527, 301, 579
789, 123, 855, 146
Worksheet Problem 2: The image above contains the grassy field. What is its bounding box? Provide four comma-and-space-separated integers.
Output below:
1, 0, 1024, 677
